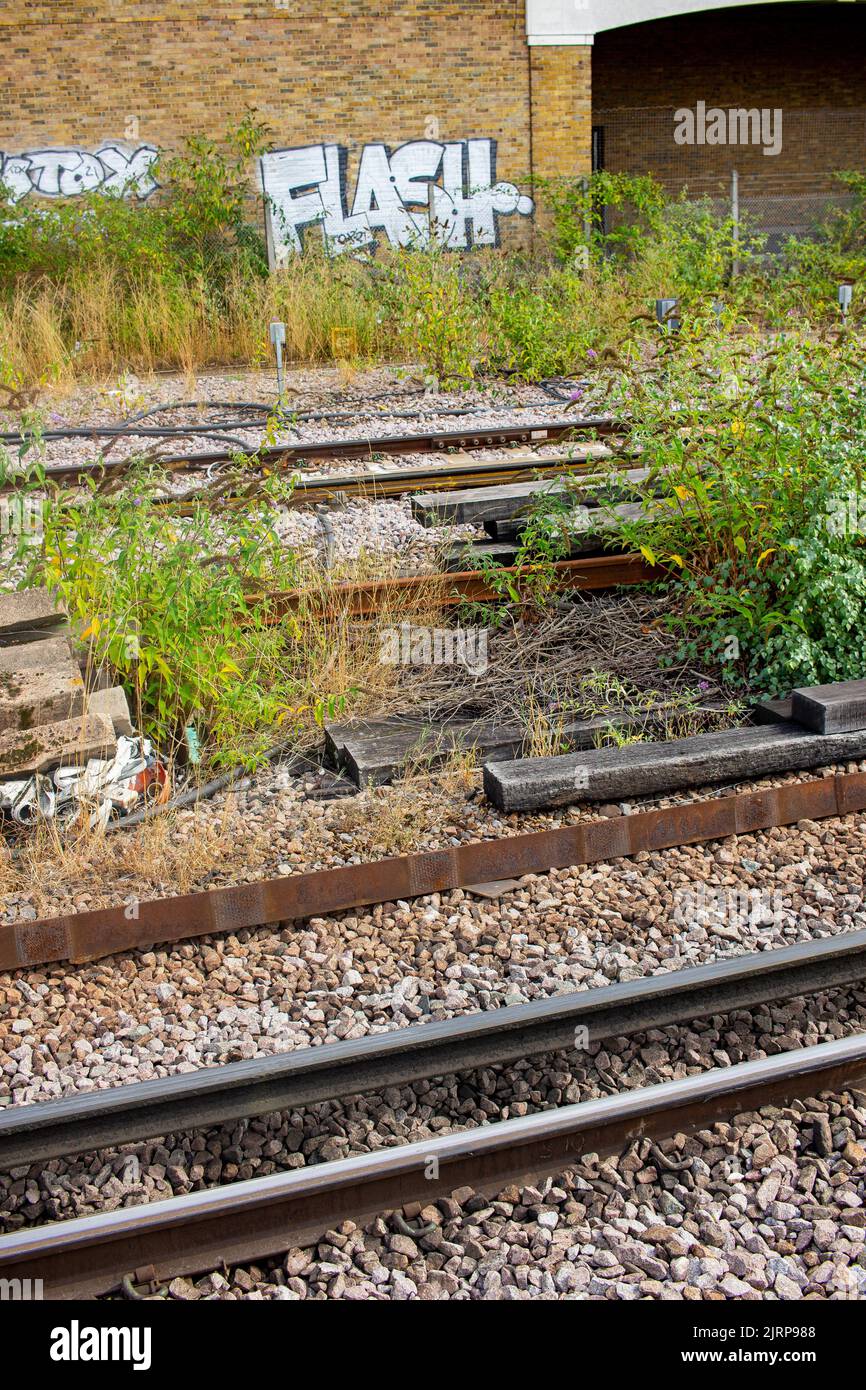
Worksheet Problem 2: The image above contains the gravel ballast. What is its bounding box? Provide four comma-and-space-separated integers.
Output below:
160, 1080, 864, 1301
2, 813, 866, 1105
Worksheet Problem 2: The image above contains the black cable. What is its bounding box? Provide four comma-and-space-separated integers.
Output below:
0, 382, 590, 448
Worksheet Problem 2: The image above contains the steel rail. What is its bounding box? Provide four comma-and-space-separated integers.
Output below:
1, 931, 865, 1172
168, 447, 633, 510
1, 1035, 863, 1299
2, 770, 865, 973
32, 418, 617, 483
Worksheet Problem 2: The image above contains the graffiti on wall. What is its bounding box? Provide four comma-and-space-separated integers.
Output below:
259, 138, 534, 263
0, 143, 159, 202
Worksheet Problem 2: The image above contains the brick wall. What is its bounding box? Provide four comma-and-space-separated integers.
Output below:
0, 2, 532, 180
4, 2, 860, 234
530, 44, 592, 180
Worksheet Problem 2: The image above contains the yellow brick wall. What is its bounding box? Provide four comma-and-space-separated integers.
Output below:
0, 3, 532, 176
530, 44, 593, 180
0, 4, 600, 250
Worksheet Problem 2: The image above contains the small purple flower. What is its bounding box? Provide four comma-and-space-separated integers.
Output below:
587, 349, 597, 361
570, 388, 584, 401
698, 680, 710, 692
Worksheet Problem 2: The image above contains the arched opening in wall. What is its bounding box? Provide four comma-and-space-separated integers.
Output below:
591, 1, 866, 244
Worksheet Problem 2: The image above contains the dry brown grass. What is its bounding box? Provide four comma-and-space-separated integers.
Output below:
0, 257, 388, 384
522, 695, 570, 759
328, 755, 479, 858
0, 798, 269, 918
280, 562, 457, 722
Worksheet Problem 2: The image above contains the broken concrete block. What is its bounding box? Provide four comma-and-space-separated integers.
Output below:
0, 665, 84, 733
0, 636, 75, 675
483, 723, 866, 813
0, 588, 66, 642
0, 713, 115, 778
792, 679, 866, 734
86, 685, 134, 736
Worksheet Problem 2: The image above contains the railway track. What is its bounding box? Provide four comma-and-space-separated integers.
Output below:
191, 445, 632, 509
1, 1033, 863, 1299
1, 929, 864, 1172
262, 552, 658, 617
31, 417, 618, 485
3, 777, 865, 1297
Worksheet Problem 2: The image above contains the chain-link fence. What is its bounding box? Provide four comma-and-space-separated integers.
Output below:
593, 107, 866, 251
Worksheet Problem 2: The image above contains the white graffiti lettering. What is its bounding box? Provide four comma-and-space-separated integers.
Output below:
0, 143, 159, 202
260, 138, 533, 263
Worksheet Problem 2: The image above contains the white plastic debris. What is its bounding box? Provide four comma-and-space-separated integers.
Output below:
0, 735, 166, 829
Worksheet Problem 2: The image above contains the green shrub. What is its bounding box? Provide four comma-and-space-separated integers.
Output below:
30, 466, 344, 766
605, 325, 866, 693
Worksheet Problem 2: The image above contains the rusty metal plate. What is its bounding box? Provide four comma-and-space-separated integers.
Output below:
636, 797, 737, 853
283, 859, 405, 918
581, 817, 632, 863
735, 787, 781, 834
835, 771, 866, 816
4, 772, 864, 974
406, 850, 458, 897
772, 777, 838, 826
13, 918, 72, 968
209, 885, 268, 935
457, 827, 584, 884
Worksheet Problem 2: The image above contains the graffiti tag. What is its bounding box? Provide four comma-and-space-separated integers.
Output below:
259, 138, 533, 262
0, 143, 159, 202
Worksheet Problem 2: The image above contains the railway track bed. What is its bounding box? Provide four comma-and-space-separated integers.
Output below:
4, 374, 866, 1304
1, 1033, 863, 1299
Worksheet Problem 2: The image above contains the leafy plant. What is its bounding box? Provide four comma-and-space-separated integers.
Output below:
29, 465, 344, 767
390, 245, 478, 386
603, 323, 866, 693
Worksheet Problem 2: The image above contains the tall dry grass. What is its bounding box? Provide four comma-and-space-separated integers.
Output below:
0, 256, 391, 385
0, 243, 647, 389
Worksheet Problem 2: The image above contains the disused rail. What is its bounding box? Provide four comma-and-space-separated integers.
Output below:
1, 1035, 863, 1299
2, 769, 864, 972
1, 931, 865, 1171
259, 553, 658, 618
35, 417, 619, 484
205, 447, 631, 510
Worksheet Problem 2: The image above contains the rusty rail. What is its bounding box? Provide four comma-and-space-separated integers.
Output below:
258, 553, 658, 618
1, 1034, 863, 1299
2, 770, 864, 973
